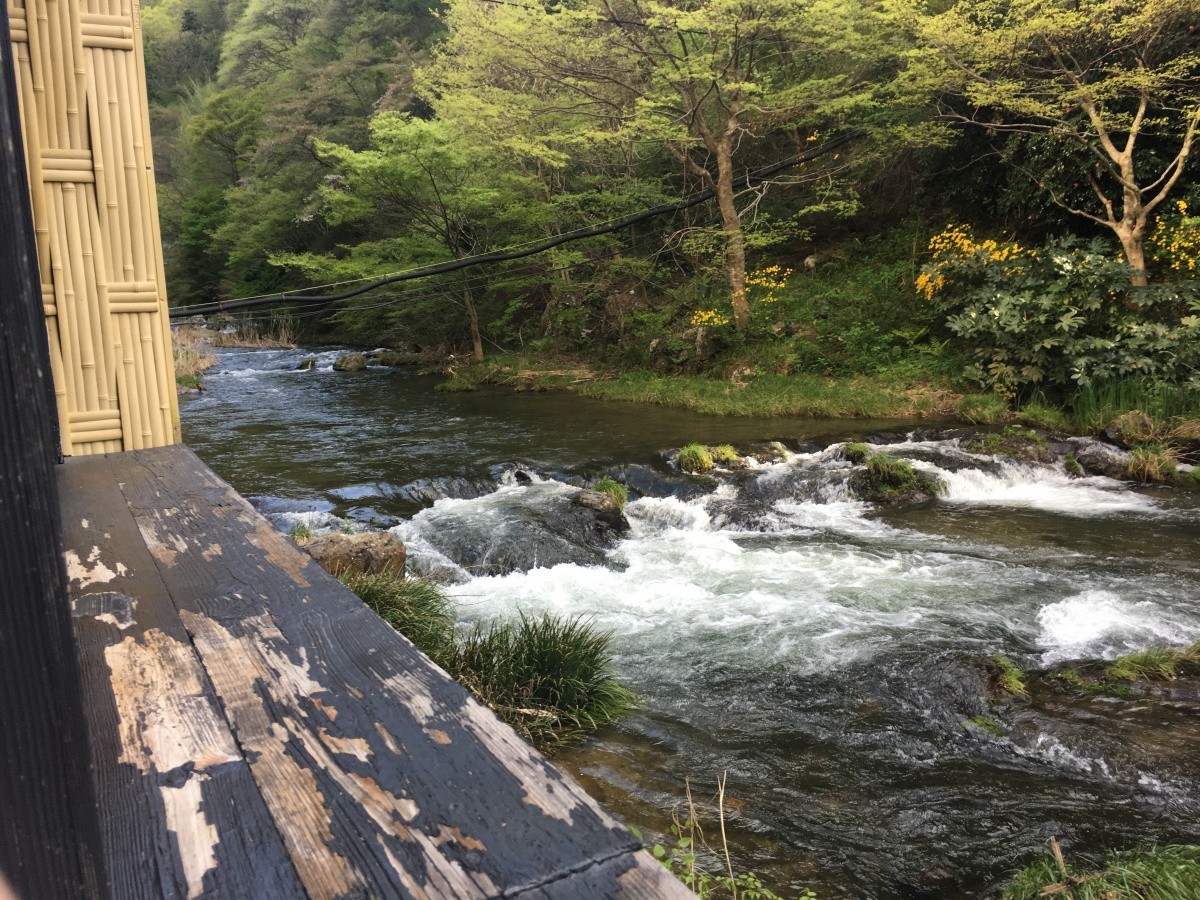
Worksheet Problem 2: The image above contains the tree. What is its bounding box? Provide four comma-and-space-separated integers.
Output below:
428, 0, 885, 328
908, 0, 1200, 284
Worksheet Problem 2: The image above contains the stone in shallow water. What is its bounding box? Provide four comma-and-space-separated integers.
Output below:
305, 531, 406, 576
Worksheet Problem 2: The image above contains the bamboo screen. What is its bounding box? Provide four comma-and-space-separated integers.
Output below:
6, 0, 179, 456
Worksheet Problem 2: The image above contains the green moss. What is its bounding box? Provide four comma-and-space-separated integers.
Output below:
990, 654, 1028, 697
849, 454, 944, 502
1004, 844, 1200, 900
957, 393, 1009, 425
593, 475, 628, 511
1064, 452, 1085, 477
965, 426, 1052, 462
1051, 667, 1137, 699
962, 715, 1003, 737
843, 442, 871, 464
176, 374, 203, 390
678, 443, 714, 474
1105, 648, 1179, 682
435, 377, 478, 393
710, 444, 740, 463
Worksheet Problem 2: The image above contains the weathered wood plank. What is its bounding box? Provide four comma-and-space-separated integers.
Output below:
112, 445, 690, 899
59, 454, 306, 900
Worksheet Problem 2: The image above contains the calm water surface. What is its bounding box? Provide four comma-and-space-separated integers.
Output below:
182, 347, 1200, 899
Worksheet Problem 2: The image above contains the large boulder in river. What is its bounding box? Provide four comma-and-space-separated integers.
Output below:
573, 489, 629, 533
332, 352, 368, 372
305, 531, 406, 576
1101, 410, 1156, 448
1069, 438, 1130, 479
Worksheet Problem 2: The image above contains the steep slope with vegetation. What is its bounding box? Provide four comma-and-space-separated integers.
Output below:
150, 0, 1200, 420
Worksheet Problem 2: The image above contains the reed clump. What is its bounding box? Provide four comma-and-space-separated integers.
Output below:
211, 315, 297, 349
341, 573, 633, 750
678, 443, 714, 474
593, 475, 629, 511
1125, 444, 1179, 483
1004, 840, 1200, 900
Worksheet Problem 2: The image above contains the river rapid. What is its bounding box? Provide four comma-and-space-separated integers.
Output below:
182, 347, 1200, 899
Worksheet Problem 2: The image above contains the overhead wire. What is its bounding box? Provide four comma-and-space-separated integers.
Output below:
169, 132, 861, 319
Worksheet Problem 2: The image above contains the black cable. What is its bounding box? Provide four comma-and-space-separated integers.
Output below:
169, 132, 861, 319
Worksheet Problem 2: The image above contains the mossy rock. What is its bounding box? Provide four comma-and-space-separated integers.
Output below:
332, 351, 368, 372
296, 356, 317, 371
1102, 409, 1157, 448
710, 444, 740, 464
842, 442, 870, 464
678, 443, 714, 474
849, 454, 944, 503
964, 426, 1052, 463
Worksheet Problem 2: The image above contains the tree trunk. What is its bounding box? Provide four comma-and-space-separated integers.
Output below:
1115, 221, 1149, 287
463, 284, 484, 362
713, 139, 749, 329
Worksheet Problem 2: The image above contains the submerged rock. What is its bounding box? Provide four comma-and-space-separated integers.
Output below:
332, 351, 368, 372
1068, 438, 1129, 479
574, 489, 630, 533
305, 531, 406, 576
296, 356, 317, 371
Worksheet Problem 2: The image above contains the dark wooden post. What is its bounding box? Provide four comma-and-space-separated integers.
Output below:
0, 16, 104, 900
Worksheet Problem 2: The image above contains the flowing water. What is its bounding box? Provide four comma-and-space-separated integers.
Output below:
183, 347, 1200, 899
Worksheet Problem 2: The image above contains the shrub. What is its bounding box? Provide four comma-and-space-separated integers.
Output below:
842, 442, 871, 464
919, 228, 1200, 397
1125, 444, 1179, 483
593, 475, 628, 511
1004, 842, 1200, 900
288, 523, 313, 543
678, 443, 714, 474
849, 454, 944, 502
957, 394, 1009, 425
450, 613, 635, 749
709, 444, 739, 464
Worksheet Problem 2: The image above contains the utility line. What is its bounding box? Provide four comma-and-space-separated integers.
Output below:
169, 132, 860, 319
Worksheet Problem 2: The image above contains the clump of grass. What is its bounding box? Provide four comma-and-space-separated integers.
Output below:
593, 475, 628, 511
288, 523, 313, 543
1052, 666, 1138, 699
709, 444, 740, 464
211, 315, 296, 349
849, 454, 943, 502
450, 613, 635, 749
1070, 378, 1200, 435
1125, 443, 1179, 483
175, 373, 204, 391
1004, 841, 1200, 900
1105, 648, 1180, 682
678, 443, 714, 474
842, 442, 871, 464
957, 393, 1009, 425
1017, 402, 1071, 432
341, 572, 459, 667
989, 654, 1028, 697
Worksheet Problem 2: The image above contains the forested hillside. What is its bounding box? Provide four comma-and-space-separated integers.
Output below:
149, 0, 1200, 404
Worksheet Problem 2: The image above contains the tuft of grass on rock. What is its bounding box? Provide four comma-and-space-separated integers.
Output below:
963, 715, 1003, 737
1004, 842, 1200, 900
1105, 648, 1179, 682
1017, 403, 1071, 432
450, 613, 635, 750
678, 443, 714, 474
842, 442, 871, 464
710, 444, 740, 464
989, 654, 1028, 697
341, 572, 459, 668
1126, 443, 1179, 483
593, 475, 628, 511
849, 454, 944, 502
1064, 452, 1085, 477
288, 523, 313, 543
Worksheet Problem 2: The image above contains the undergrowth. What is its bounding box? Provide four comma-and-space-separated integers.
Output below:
1004, 840, 1200, 900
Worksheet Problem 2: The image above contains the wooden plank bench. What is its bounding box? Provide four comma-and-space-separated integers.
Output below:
60, 445, 689, 899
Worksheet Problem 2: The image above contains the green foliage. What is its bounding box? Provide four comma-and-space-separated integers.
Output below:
450, 613, 635, 750
1064, 453, 1085, 477
850, 454, 943, 501
923, 232, 1200, 397
842, 442, 871, 464
678, 444, 715, 475
1105, 648, 1180, 682
962, 715, 1003, 737
593, 476, 628, 511
1069, 379, 1200, 435
1017, 403, 1071, 432
175, 374, 204, 391
989, 655, 1028, 698
1004, 844, 1200, 900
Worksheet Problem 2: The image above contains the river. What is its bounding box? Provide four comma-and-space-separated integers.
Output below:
182, 346, 1200, 899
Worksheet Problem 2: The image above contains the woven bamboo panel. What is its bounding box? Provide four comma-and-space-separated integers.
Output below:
7, 0, 179, 456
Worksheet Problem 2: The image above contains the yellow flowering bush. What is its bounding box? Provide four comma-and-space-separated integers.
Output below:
1151, 200, 1200, 273
916, 225, 1035, 300
690, 309, 731, 328
745, 265, 792, 305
